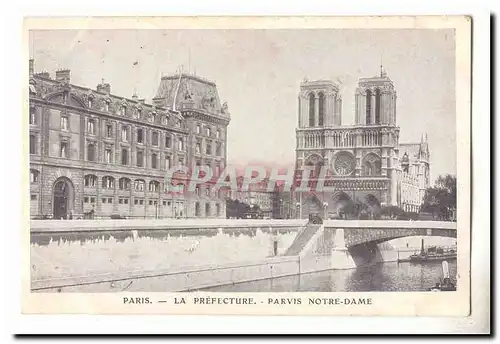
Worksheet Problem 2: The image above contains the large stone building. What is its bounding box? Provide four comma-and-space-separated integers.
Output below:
28, 60, 230, 219
294, 69, 430, 218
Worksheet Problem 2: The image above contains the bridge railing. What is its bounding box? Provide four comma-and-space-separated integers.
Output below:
323, 220, 457, 230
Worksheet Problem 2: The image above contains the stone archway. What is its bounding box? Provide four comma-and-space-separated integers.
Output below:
304, 154, 324, 179
364, 194, 381, 217
331, 192, 354, 219
52, 177, 75, 220
362, 153, 382, 176
302, 193, 322, 217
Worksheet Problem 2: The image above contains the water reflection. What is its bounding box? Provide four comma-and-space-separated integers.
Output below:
201, 261, 458, 292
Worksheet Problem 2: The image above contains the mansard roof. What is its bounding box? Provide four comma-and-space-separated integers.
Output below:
29, 72, 186, 129
154, 73, 230, 119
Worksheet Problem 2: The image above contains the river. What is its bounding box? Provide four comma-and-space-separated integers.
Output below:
201, 260, 458, 292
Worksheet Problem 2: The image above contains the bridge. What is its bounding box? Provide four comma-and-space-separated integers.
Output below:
284, 220, 456, 272
325, 220, 456, 247
30, 219, 456, 292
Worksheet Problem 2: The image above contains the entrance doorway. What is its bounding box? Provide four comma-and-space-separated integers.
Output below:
53, 177, 74, 219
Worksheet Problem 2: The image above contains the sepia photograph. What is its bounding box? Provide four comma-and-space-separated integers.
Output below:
21, 16, 477, 320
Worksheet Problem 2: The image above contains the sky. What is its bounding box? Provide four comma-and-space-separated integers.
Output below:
30, 29, 456, 183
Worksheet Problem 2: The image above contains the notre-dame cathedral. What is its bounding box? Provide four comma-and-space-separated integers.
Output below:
295, 69, 430, 218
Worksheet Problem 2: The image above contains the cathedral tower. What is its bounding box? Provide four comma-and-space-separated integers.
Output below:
298, 79, 342, 128
355, 68, 397, 126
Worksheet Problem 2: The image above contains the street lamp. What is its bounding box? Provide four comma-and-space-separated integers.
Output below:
296, 202, 301, 219
323, 202, 328, 220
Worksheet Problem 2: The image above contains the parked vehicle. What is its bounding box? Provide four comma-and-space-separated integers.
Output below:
308, 213, 323, 224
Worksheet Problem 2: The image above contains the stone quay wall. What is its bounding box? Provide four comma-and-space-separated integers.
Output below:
30, 219, 306, 291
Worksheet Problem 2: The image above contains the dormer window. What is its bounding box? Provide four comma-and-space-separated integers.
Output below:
150, 112, 156, 123
162, 115, 169, 125
136, 108, 142, 119
121, 105, 126, 116
105, 101, 110, 112
88, 98, 93, 108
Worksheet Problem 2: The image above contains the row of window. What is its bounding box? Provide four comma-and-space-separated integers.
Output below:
195, 123, 222, 139
83, 196, 183, 207
29, 134, 222, 160
195, 202, 222, 217
85, 119, 186, 149
195, 140, 222, 156
84, 175, 162, 191
29, 103, 183, 129
84, 144, 181, 168
82, 175, 226, 197
29, 107, 224, 144
83, 143, 222, 166
30, 171, 226, 196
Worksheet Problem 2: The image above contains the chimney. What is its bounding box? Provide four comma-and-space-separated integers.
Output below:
97, 82, 111, 94
29, 59, 34, 76
55, 69, 71, 83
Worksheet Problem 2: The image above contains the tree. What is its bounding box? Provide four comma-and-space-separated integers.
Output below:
421, 174, 456, 220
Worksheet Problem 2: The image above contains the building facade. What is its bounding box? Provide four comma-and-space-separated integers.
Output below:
28, 60, 230, 219
294, 70, 430, 218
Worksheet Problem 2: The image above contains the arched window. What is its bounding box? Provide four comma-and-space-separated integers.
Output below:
375, 88, 381, 124
149, 180, 160, 192
102, 176, 115, 189
87, 143, 96, 161
318, 92, 325, 126
362, 154, 382, 176
134, 179, 145, 191
30, 169, 39, 183
195, 202, 201, 216
205, 203, 211, 216
119, 177, 131, 190
84, 174, 97, 187
366, 89, 372, 124
308, 93, 315, 127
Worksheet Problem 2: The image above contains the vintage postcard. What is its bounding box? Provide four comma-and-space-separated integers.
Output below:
22, 15, 475, 318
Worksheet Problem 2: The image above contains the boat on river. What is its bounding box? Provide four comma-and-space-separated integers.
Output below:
409, 239, 457, 262
428, 261, 456, 292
